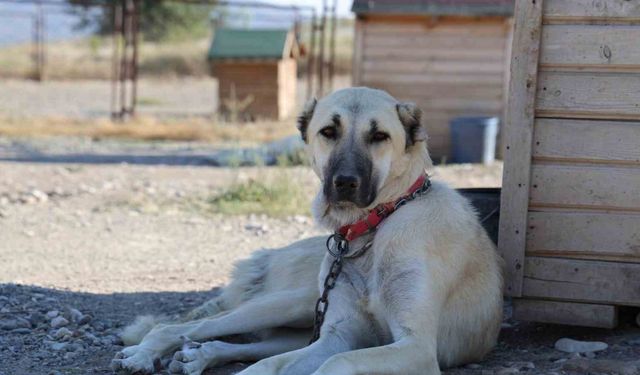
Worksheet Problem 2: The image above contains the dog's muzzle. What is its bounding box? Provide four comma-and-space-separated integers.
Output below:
333, 174, 360, 201
324, 172, 375, 208
323, 144, 376, 208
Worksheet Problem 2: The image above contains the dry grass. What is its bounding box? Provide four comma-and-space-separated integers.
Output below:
0, 115, 297, 144
0, 18, 354, 80
0, 37, 210, 80
208, 174, 310, 217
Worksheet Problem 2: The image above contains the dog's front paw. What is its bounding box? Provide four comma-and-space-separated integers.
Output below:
168, 339, 208, 375
111, 345, 159, 374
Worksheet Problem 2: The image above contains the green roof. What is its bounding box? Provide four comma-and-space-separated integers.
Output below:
208, 29, 290, 60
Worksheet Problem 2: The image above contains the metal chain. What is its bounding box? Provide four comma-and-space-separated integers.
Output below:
308, 176, 431, 344
309, 233, 348, 344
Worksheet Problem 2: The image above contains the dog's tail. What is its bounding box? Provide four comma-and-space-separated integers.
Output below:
120, 315, 170, 346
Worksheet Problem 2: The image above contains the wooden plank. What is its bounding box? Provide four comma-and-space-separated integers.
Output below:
363, 47, 505, 62
363, 60, 504, 75
498, 0, 544, 297
544, 0, 640, 24
499, 17, 514, 160
367, 82, 503, 100
526, 211, 640, 262
363, 33, 505, 46
530, 164, 640, 211
277, 59, 296, 120
514, 299, 618, 328
363, 34, 506, 50
533, 119, 640, 165
522, 257, 640, 306
362, 72, 504, 85
363, 20, 507, 37
536, 72, 640, 120
540, 25, 640, 72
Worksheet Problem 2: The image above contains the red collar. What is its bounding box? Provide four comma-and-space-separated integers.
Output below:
337, 174, 430, 242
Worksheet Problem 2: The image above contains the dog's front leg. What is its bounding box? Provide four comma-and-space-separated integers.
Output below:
168, 328, 310, 375
238, 282, 376, 375
313, 255, 444, 375
311, 335, 440, 375
112, 288, 315, 374
237, 320, 370, 375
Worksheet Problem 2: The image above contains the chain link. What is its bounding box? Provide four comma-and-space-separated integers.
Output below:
308, 176, 431, 344
309, 234, 348, 344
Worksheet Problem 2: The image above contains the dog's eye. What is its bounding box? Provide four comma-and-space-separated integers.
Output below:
370, 131, 390, 143
319, 126, 338, 140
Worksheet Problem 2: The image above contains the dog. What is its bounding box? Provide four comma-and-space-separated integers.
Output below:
111, 87, 503, 375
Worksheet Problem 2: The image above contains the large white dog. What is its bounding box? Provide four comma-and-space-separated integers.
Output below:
112, 87, 503, 375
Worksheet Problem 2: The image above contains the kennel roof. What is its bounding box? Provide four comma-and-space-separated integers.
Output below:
208, 28, 298, 61
351, 0, 514, 16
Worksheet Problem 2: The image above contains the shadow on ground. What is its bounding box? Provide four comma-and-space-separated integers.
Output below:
1, 283, 639, 375
0, 283, 249, 375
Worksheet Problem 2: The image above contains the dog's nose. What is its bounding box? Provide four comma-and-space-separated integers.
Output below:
333, 174, 360, 193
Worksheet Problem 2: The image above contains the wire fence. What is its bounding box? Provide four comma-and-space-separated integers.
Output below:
0, 0, 351, 122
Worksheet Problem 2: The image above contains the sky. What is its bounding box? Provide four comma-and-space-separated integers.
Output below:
0, 0, 354, 46
259, 0, 354, 16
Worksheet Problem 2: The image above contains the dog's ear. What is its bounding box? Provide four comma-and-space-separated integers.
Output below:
297, 98, 317, 143
396, 102, 427, 148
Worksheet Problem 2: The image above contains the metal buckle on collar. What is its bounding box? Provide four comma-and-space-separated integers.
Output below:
394, 198, 408, 210
412, 178, 432, 199
326, 233, 349, 258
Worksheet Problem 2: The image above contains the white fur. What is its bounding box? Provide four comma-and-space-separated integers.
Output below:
112, 88, 503, 375
120, 315, 168, 347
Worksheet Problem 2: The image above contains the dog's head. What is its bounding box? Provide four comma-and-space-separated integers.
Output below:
298, 87, 430, 215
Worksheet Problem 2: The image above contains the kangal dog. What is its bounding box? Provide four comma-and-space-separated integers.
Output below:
112, 87, 503, 375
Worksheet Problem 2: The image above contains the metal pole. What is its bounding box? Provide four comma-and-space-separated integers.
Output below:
317, 0, 327, 97
31, 1, 45, 81
120, 0, 128, 119
111, 0, 122, 120
306, 9, 316, 101
120, 0, 132, 118
40, 4, 46, 81
31, 14, 38, 80
129, 0, 140, 117
328, 0, 337, 92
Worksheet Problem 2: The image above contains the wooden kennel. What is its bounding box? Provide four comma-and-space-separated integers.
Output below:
208, 28, 299, 121
498, 0, 640, 328
350, 0, 514, 160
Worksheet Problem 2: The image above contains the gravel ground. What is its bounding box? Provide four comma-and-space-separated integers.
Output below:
0, 136, 638, 375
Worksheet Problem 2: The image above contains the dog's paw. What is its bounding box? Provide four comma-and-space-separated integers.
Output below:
168, 339, 207, 375
111, 345, 159, 374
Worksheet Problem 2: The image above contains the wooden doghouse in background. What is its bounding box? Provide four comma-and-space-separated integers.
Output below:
351, 0, 514, 159
208, 28, 299, 120
500, 0, 640, 328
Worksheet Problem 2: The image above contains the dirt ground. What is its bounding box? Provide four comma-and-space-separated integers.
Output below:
0, 136, 639, 375
0, 79, 218, 119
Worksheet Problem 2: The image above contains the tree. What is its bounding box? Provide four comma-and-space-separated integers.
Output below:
69, 0, 213, 42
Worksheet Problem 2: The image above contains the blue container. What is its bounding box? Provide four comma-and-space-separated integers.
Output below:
450, 117, 499, 165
